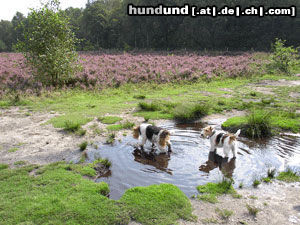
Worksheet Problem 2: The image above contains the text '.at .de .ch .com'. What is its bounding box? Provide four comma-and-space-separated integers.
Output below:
128, 4, 297, 17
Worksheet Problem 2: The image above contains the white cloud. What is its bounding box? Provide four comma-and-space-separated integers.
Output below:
0, 0, 87, 21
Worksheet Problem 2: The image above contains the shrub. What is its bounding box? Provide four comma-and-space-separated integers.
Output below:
173, 103, 210, 122
79, 141, 88, 151
17, 0, 80, 86
269, 38, 299, 74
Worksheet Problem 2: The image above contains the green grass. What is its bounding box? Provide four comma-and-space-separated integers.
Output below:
120, 183, 195, 225
197, 194, 218, 203
14, 161, 27, 166
1, 74, 299, 132
98, 116, 122, 124
173, 103, 210, 122
106, 121, 135, 131
106, 133, 115, 144
215, 207, 233, 220
253, 179, 261, 188
277, 169, 300, 182
0, 163, 194, 224
246, 204, 260, 217
8, 147, 19, 153
79, 141, 88, 151
222, 109, 300, 138
0, 164, 9, 170
197, 180, 236, 203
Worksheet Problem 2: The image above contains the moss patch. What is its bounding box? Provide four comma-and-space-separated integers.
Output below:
120, 183, 195, 225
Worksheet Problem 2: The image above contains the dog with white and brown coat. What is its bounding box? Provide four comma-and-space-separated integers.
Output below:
201, 126, 240, 158
133, 124, 172, 154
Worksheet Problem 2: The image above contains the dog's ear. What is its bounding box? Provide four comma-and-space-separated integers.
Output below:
209, 126, 213, 131
133, 126, 140, 139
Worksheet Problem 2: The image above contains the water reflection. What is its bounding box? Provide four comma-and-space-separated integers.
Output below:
199, 151, 236, 178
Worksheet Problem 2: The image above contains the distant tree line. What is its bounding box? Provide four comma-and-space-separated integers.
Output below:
0, 0, 299, 52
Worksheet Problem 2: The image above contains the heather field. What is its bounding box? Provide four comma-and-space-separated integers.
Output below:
0, 52, 266, 95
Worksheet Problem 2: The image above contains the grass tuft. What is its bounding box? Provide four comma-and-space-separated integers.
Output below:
246, 110, 272, 138
79, 141, 88, 151
253, 179, 261, 188
63, 120, 81, 132
173, 103, 210, 122
246, 204, 260, 217
277, 169, 300, 183
215, 207, 233, 220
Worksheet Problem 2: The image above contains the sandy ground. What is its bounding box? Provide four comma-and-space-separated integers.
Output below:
178, 181, 300, 225
0, 107, 144, 166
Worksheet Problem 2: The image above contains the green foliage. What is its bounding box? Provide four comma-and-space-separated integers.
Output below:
173, 102, 210, 122
270, 39, 299, 74
197, 180, 236, 204
79, 141, 88, 151
197, 194, 218, 203
8, 147, 19, 153
98, 116, 122, 124
14, 161, 27, 166
0, 162, 129, 224
17, 0, 80, 86
215, 208, 233, 220
120, 183, 195, 225
277, 169, 300, 182
246, 110, 272, 138
253, 179, 261, 188
106, 133, 115, 144
63, 120, 81, 132
0, 164, 9, 170
106, 121, 135, 131
246, 204, 260, 217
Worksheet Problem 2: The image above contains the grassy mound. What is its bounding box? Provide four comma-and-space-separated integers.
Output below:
120, 183, 195, 225
0, 163, 194, 225
173, 103, 210, 122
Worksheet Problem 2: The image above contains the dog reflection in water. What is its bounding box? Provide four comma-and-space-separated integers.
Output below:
199, 151, 236, 178
133, 147, 172, 175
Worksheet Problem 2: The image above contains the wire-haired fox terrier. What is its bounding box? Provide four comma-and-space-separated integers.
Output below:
133, 123, 172, 154
201, 126, 240, 158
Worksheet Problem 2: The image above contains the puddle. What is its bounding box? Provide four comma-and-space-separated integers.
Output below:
85, 122, 300, 200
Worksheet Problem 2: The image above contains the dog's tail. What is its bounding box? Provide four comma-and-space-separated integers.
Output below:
234, 129, 241, 137
133, 126, 140, 139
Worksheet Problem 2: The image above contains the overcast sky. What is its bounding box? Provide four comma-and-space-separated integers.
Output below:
0, 0, 87, 21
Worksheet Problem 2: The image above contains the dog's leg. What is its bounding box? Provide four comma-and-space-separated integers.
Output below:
140, 136, 147, 150
231, 145, 237, 158
223, 147, 230, 158
167, 140, 172, 152
210, 145, 216, 152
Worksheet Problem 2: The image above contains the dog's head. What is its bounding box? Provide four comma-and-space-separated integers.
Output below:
133, 126, 140, 139
200, 126, 214, 139
159, 130, 171, 147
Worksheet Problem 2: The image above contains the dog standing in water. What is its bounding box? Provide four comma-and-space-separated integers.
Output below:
201, 126, 240, 158
133, 124, 171, 154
